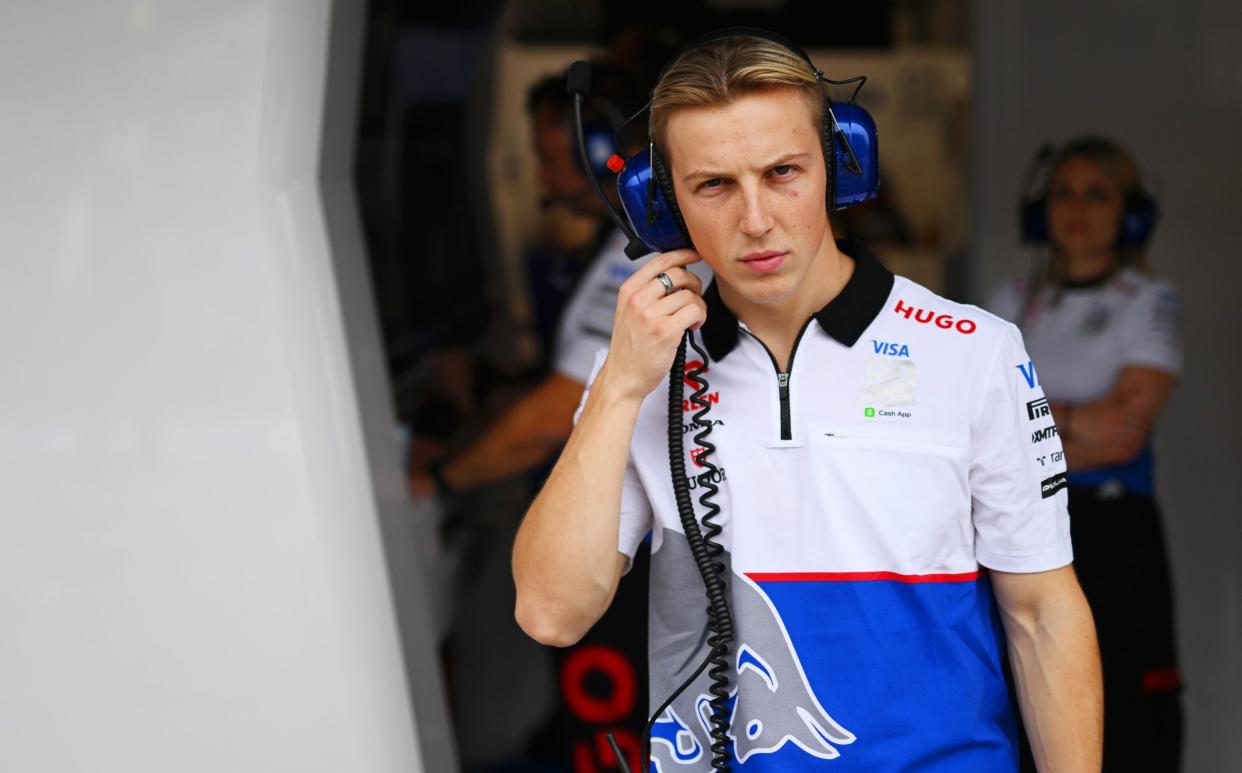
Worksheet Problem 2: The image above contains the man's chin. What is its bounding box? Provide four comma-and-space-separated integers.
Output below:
720, 273, 797, 308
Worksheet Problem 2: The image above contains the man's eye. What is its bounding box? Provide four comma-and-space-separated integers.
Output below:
702, 178, 724, 189
772, 164, 795, 176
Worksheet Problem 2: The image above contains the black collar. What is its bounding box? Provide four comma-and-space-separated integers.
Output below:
700, 238, 894, 362
1058, 266, 1121, 290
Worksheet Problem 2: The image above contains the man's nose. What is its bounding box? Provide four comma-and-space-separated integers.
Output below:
739, 187, 774, 237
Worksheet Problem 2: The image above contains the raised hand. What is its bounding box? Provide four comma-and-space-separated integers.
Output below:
597, 249, 708, 403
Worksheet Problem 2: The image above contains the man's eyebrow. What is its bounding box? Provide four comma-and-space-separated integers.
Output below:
681, 152, 812, 184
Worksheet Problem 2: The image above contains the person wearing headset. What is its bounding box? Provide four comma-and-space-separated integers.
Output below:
514, 31, 1101, 771
409, 61, 709, 499
988, 137, 1184, 771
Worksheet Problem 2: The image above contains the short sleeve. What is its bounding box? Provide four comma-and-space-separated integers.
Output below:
617, 457, 653, 572
553, 248, 628, 384
969, 324, 1073, 573
1119, 280, 1182, 376
573, 348, 652, 573
554, 295, 615, 385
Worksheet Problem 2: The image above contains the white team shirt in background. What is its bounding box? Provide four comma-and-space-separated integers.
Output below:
987, 266, 1182, 405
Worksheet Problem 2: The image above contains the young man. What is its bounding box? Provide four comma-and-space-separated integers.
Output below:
513, 34, 1102, 771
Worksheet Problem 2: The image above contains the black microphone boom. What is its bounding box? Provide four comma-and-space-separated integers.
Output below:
566, 60, 592, 98
565, 60, 649, 259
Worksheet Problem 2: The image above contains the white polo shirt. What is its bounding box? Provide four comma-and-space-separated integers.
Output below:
579, 240, 1070, 771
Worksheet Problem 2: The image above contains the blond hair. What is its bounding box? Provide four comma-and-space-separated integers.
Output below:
649, 35, 824, 165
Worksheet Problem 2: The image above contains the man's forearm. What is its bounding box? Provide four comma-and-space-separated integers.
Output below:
1003, 586, 1103, 771
1051, 401, 1141, 471
434, 373, 583, 493
512, 366, 643, 647
441, 413, 568, 491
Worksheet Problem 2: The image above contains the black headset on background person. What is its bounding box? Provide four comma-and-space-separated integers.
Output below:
569, 27, 882, 260
566, 29, 879, 773
1018, 142, 1160, 249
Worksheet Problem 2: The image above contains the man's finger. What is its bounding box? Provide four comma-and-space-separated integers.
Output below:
625, 248, 703, 291
668, 300, 708, 334
632, 265, 705, 306
649, 288, 707, 319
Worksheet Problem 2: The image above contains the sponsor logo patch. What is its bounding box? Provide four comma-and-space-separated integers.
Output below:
684, 359, 709, 389
861, 357, 917, 407
1040, 473, 1068, 499
686, 465, 727, 489
1035, 449, 1065, 467
682, 419, 724, 434
1031, 425, 1058, 443
1016, 361, 1039, 389
863, 406, 913, 420
871, 339, 911, 357
683, 392, 720, 413
1026, 397, 1050, 421
892, 299, 977, 334
1081, 304, 1112, 335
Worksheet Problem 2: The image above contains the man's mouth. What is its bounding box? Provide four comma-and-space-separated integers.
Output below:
740, 250, 787, 273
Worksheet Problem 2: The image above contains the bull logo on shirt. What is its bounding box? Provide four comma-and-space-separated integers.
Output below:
648, 532, 855, 770
861, 355, 918, 407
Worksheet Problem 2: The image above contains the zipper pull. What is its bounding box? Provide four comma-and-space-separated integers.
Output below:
777, 373, 789, 388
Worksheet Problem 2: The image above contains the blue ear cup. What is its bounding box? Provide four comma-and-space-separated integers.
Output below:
1118, 192, 1158, 248
829, 101, 880, 210
616, 146, 689, 254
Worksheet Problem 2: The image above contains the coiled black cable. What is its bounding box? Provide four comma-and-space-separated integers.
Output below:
630, 330, 734, 772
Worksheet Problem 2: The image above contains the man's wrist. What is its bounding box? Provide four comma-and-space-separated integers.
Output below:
593, 362, 653, 410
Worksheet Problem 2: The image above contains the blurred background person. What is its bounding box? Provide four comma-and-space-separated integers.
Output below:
407, 58, 707, 501
987, 136, 1184, 771
408, 53, 711, 770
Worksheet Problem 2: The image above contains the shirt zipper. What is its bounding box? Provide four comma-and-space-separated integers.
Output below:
742, 318, 814, 441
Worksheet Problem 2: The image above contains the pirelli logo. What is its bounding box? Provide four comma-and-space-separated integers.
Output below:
1026, 397, 1050, 421
1041, 473, 1068, 499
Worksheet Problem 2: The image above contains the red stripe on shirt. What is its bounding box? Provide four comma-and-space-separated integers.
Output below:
746, 570, 980, 584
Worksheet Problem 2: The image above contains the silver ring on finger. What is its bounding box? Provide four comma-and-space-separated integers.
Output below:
655, 272, 675, 297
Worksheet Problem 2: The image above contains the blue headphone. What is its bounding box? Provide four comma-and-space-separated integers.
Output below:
568, 29, 881, 259
1019, 142, 1159, 249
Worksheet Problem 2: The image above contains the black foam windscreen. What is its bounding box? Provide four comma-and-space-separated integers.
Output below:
566, 60, 591, 96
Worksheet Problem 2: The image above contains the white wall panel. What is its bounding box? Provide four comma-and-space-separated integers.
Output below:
0, 2, 452, 771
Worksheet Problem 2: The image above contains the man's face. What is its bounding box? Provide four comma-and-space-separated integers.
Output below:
1047, 156, 1125, 260
532, 103, 599, 215
664, 88, 831, 309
